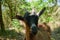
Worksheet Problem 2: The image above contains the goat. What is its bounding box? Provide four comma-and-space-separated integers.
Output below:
15, 7, 51, 40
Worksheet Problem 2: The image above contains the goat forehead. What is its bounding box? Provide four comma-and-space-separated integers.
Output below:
29, 15, 38, 18
25, 15, 38, 21
26, 15, 38, 24
24, 14, 38, 18
24, 15, 38, 24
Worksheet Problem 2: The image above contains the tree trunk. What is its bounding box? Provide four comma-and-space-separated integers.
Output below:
0, 0, 5, 31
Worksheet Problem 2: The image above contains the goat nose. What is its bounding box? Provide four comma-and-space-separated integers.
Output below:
31, 24, 38, 35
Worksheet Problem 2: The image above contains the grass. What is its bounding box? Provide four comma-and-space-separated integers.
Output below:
0, 29, 24, 40
51, 27, 60, 40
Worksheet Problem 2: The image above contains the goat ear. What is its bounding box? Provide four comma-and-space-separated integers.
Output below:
15, 15, 24, 21
37, 7, 46, 16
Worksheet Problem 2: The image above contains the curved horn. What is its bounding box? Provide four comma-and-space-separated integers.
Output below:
37, 7, 46, 16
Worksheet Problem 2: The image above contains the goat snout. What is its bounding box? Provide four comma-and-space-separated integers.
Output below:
31, 24, 38, 35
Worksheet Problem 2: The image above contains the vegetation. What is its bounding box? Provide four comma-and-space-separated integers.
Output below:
0, 0, 60, 40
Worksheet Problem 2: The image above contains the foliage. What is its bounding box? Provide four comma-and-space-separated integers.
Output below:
1, 0, 58, 30
2, 0, 58, 28
12, 19, 20, 28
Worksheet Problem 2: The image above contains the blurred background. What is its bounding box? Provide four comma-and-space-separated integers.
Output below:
0, 0, 60, 40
